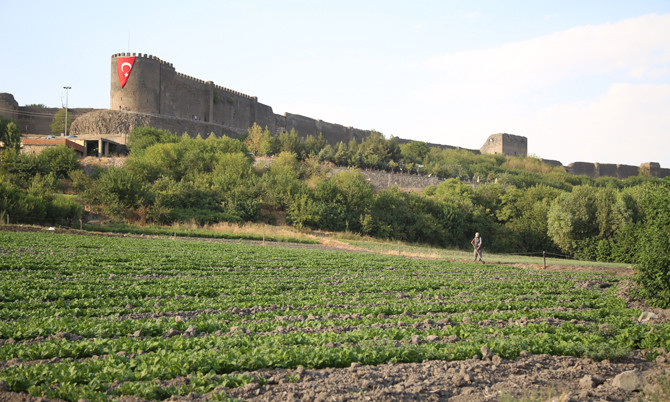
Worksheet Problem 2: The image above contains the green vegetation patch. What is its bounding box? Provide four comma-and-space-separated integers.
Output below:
0, 230, 667, 400
82, 222, 318, 244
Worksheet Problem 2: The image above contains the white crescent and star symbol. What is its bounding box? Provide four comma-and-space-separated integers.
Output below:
121, 62, 133, 77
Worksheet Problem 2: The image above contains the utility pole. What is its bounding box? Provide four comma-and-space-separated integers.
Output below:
63, 86, 71, 136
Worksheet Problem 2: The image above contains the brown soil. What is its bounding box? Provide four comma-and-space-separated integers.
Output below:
1, 224, 669, 401
202, 352, 670, 401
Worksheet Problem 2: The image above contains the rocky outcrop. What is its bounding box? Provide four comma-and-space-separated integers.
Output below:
70, 110, 246, 139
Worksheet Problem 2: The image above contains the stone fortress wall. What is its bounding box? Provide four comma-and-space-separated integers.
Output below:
109, 53, 370, 146
105, 53, 668, 179
2, 51, 669, 179
0, 93, 95, 135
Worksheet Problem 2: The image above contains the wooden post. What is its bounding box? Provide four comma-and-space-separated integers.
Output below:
398, 240, 401, 256
543, 251, 546, 270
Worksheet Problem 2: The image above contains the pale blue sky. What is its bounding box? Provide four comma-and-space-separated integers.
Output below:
3, 1, 670, 167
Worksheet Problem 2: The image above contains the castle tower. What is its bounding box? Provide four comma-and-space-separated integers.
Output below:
110, 53, 164, 114
479, 133, 527, 157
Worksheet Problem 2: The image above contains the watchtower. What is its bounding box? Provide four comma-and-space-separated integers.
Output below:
479, 133, 527, 157
110, 53, 165, 114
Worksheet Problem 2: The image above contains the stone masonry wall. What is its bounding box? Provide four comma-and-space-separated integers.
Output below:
566, 162, 670, 179
333, 168, 444, 190
1, 92, 97, 135
109, 53, 375, 146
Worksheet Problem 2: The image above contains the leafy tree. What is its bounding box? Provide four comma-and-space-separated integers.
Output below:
0, 181, 75, 225
287, 191, 319, 229
497, 185, 562, 252
303, 133, 327, 158
1, 146, 80, 187
279, 129, 302, 155
400, 141, 430, 165
0, 119, 21, 151
259, 126, 279, 156
212, 152, 256, 193
333, 142, 350, 166
86, 167, 148, 219
148, 176, 240, 225
28, 173, 60, 197
37, 145, 81, 178
46, 195, 83, 225
317, 144, 335, 163
357, 131, 397, 170
244, 123, 264, 156
125, 134, 249, 182
634, 180, 670, 307
50, 109, 74, 135
430, 178, 475, 210
361, 188, 413, 240
362, 188, 445, 245
312, 170, 374, 232
127, 126, 178, 156
0, 149, 41, 188
547, 186, 599, 255
547, 186, 635, 259
259, 152, 305, 210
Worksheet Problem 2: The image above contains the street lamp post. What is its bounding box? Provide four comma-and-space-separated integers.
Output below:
63, 86, 71, 136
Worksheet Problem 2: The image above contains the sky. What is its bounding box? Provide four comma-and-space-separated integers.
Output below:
2, 0, 670, 167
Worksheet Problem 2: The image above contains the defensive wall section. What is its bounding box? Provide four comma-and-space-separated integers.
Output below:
0, 93, 97, 135
566, 161, 669, 179
332, 167, 444, 190
110, 53, 369, 145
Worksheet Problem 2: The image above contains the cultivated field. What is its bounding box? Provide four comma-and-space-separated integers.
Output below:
0, 227, 669, 401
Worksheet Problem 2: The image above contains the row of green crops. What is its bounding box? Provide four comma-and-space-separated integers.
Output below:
0, 230, 667, 401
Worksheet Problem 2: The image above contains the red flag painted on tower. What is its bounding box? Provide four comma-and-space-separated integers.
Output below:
117, 56, 136, 88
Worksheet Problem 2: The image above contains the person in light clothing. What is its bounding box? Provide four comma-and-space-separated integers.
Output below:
470, 232, 485, 263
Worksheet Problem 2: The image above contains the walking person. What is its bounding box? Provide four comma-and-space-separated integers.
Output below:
471, 232, 485, 263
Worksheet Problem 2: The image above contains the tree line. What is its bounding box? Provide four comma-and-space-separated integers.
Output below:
0, 123, 668, 307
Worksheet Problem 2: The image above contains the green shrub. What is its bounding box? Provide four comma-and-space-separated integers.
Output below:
37, 145, 81, 178
46, 195, 83, 225
69, 170, 93, 194
0, 149, 40, 188
127, 126, 178, 156
13, 193, 48, 224
0, 119, 21, 151
168, 207, 242, 226
635, 181, 670, 308
90, 167, 148, 219
28, 173, 60, 197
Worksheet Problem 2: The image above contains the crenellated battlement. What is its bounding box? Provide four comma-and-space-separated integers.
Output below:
175, 71, 210, 85
112, 53, 174, 68
213, 84, 256, 101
